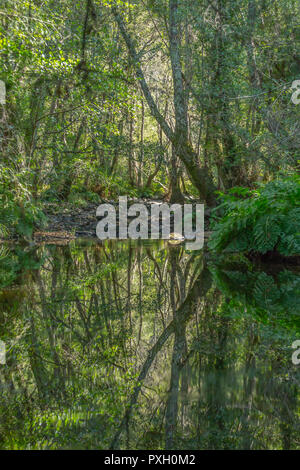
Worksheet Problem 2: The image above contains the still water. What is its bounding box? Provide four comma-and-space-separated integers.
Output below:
0, 239, 299, 450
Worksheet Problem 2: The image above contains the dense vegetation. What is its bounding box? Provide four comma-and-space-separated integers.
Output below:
0, 242, 299, 450
209, 176, 300, 256
0, 0, 299, 248
0, 0, 299, 452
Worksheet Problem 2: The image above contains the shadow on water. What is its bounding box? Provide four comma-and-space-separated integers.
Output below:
0, 240, 299, 450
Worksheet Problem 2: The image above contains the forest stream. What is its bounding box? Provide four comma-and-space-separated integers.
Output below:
1, 0, 300, 455
0, 239, 299, 450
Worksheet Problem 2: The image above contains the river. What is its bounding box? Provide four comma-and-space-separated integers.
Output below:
0, 239, 299, 449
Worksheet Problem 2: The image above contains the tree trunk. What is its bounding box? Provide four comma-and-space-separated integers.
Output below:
111, 5, 217, 206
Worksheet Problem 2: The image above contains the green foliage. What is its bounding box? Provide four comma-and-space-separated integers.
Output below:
0, 246, 44, 289
210, 261, 300, 331
0, 241, 299, 450
209, 176, 300, 256
0, 166, 46, 239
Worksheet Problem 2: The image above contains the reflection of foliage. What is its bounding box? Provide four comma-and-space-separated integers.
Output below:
0, 246, 43, 289
0, 241, 173, 449
210, 262, 300, 331
1, 242, 299, 450
209, 176, 300, 256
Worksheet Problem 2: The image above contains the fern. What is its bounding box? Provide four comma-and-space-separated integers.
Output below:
210, 263, 300, 331
209, 175, 300, 256
0, 165, 46, 239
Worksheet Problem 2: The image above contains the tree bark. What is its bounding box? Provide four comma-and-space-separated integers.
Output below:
111, 5, 217, 206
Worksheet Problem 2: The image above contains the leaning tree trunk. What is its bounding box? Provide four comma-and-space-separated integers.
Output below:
111, 5, 217, 206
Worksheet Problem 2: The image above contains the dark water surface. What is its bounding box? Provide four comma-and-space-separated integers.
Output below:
0, 240, 299, 450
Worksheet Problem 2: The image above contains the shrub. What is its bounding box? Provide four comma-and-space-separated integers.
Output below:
208, 176, 300, 256
0, 166, 46, 239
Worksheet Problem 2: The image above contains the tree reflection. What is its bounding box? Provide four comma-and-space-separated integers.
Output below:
0, 241, 299, 449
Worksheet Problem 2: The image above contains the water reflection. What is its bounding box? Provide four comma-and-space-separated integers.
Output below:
0, 240, 299, 450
